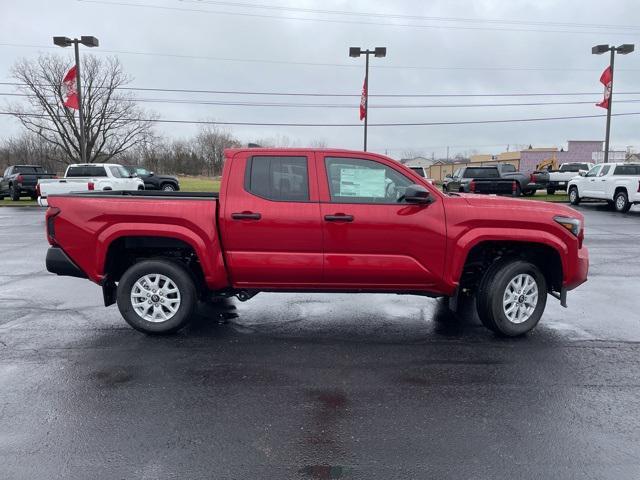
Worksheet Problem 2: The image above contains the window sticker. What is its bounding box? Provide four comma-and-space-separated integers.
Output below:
338, 167, 386, 197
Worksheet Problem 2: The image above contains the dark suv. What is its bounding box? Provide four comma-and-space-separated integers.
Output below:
123, 166, 180, 191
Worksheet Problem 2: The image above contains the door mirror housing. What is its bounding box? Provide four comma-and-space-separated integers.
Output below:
579, 171, 586, 177
403, 184, 433, 204
444, 174, 452, 179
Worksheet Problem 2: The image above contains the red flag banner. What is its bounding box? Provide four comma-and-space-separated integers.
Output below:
359, 76, 367, 120
596, 66, 612, 109
62, 66, 79, 110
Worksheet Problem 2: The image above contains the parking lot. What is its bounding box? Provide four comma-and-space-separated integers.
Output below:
1, 203, 640, 479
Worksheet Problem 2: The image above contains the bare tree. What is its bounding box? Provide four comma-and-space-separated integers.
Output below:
196, 125, 240, 176
9, 53, 156, 165
0, 132, 64, 173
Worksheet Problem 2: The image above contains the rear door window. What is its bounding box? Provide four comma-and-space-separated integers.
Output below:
244, 156, 309, 201
614, 165, 640, 175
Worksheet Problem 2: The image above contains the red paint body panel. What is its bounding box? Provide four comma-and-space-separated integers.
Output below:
46, 148, 588, 297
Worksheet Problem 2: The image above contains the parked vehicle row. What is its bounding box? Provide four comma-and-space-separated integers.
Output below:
442, 164, 548, 196
568, 162, 640, 213
37, 164, 145, 206
44, 148, 588, 338
0, 165, 56, 200
122, 166, 180, 191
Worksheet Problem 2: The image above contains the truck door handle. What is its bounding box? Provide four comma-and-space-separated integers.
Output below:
231, 212, 262, 220
324, 214, 354, 222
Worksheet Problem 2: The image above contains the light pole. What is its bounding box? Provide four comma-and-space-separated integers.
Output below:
53, 36, 99, 164
349, 46, 386, 151
592, 43, 634, 163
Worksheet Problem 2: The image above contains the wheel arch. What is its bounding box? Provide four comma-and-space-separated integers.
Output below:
451, 234, 566, 294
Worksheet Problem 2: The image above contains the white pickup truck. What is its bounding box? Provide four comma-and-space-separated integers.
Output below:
37, 163, 144, 206
546, 162, 594, 194
568, 162, 640, 213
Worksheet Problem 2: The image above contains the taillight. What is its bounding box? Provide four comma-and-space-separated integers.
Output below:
46, 207, 61, 244
88, 182, 95, 191
16, 174, 24, 183
530, 173, 535, 183
469, 180, 476, 193
36, 183, 41, 196
512, 181, 517, 193
637, 180, 640, 193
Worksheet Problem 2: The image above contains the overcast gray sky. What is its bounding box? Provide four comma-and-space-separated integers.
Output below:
1, 0, 639, 159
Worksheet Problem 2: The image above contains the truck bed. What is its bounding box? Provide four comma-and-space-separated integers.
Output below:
61, 190, 219, 199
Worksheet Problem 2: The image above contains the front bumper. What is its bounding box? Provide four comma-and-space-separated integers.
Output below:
46, 247, 87, 279
565, 246, 589, 291
548, 180, 569, 190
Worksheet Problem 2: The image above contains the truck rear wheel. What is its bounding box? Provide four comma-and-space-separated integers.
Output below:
614, 191, 631, 213
476, 259, 547, 337
116, 260, 197, 334
9, 184, 20, 201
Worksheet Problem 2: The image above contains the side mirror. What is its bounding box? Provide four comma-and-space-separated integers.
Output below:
404, 184, 433, 204
579, 171, 586, 177
444, 174, 452, 179
149, 171, 155, 176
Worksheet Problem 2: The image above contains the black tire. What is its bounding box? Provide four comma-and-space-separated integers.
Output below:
522, 188, 536, 197
614, 190, 631, 213
137, 185, 145, 190
9, 184, 20, 201
442, 184, 448, 193
116, 260, 197, 334
568, 186, 580, 205
161, 183, 176, 191
547, 188, 556, 195
513, 184, 522, 197
476, 259, 547, 337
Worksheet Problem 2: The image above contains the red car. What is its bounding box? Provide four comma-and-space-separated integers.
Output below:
44, 148, 588, 336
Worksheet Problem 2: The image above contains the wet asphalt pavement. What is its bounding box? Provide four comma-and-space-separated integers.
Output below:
1, 203, 640, 479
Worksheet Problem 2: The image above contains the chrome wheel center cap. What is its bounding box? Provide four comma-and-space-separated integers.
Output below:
151, 294, 160, 302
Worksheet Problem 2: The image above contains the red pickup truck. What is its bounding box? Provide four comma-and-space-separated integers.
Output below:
44, 148, 588, 337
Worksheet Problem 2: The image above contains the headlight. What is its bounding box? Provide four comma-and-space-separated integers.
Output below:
554, 216, 582, 236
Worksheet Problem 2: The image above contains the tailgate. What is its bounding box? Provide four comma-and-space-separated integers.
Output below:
39, 179, 89, 196
473, 179, 514, 194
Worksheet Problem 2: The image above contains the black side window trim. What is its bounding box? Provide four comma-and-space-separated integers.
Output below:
243, 155, 312, 203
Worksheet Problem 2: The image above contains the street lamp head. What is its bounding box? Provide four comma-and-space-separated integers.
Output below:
80, 36, 100, 47
592, 44, 610, 55
617, 44, 635, 55
349, 47, 362, 58
374, 47, 387, 58
53, 36, 73, 47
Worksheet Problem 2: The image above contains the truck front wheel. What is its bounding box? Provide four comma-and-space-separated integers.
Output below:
116, 260, 197, 334
476, 259, 547, 336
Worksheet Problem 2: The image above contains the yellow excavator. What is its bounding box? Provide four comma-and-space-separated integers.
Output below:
535, 153, 558, 172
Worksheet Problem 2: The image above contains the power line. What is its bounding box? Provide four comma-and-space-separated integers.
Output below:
4, 91, 640, 108
3, 42, 638, 73
77, 0, 640, 36
2, 82, 640, 98
181, 0, 640, 32
2, 110, 639, 127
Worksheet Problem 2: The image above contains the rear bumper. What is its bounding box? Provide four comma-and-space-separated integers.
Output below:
548, 180, 569, 189
564, 246, 589, 291
46, 247, 87, 279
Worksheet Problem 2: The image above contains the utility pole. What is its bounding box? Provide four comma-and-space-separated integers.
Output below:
53, 36, 100, 163
592, 43, 634, 163
349, 47, 387, 151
